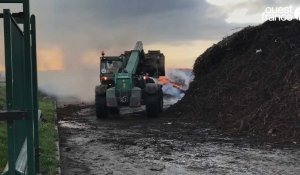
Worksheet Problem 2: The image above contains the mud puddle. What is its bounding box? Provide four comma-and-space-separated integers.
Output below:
58, 105, 300, 175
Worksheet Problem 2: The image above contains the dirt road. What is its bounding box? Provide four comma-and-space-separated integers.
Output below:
58, 103, 300, 175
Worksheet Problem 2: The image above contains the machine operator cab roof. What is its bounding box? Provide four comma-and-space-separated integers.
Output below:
100, 56, 124, 75
100, 56, 126, 87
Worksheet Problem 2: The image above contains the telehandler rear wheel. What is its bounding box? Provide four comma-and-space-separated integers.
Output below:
159, 88, 163, 112
109, 108, 120, 115
95, 94, 108, 119
145, 94, 160, 118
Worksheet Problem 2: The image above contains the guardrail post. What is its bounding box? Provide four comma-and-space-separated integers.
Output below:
22, 0, 36, 174
31, 14, 39, 173
3, 9, 16, 175
1, 0, 39, 174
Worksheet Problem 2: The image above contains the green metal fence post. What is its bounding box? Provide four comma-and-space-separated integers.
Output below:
10, 11, 26, 160
3, 10, 16, 175
23, 0, 36, 174
1, 1, 39, 174
31, 14, 39, 173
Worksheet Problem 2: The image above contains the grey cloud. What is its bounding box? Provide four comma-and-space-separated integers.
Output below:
56, 0, 201, 19
31, 0, 235, 46
1, 0, 240, 101
222, 0, 300, 15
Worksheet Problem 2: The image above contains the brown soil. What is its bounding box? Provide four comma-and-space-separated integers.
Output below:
165, 20, 300, 143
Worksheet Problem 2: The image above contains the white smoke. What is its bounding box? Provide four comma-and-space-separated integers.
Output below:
37, 68, 193, 105
38, 69, 98, 103
166, 68, 193, 90
162, 68, 194, 99
162, 83, 184, 98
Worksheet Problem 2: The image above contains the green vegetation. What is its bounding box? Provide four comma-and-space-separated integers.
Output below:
39, 96, 58, 174
0, 122, 7, 171
0, 87, 58, 174
0, 86, 7, 169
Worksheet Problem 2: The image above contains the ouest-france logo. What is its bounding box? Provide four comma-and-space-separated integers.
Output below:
262, 6, 300, 21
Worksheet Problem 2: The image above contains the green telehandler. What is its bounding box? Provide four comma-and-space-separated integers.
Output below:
95, 41, 165, 118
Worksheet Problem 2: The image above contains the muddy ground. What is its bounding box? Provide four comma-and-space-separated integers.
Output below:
58, 100, 300, 175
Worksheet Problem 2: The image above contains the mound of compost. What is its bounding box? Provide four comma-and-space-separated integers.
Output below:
166, 20, 300, 142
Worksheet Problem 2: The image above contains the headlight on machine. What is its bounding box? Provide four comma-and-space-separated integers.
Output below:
101, 76, 108, 81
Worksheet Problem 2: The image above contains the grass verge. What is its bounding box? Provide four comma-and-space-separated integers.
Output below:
39, 95, 58, 174
0, 86, 7, 169
0, 87, 58, 174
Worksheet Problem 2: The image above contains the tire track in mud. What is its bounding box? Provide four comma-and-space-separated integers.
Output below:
58, 105, 300, 175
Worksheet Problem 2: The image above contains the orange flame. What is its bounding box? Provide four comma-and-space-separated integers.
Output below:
158, 76, 185, 90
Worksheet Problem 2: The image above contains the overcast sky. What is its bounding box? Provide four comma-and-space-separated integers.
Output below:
0, 0, 299, 100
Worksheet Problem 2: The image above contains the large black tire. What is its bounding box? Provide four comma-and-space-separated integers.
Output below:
159, 88, 163, 112
109, 108, 120, 115
95, 94, 108, 119
145, 94, 160, 118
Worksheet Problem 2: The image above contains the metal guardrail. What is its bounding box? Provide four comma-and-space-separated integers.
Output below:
0, 111, 28, 175
1, 110, 41, 175
0, 0, 23, 3
1, 0, 39, 174
0, 111, 27, 121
